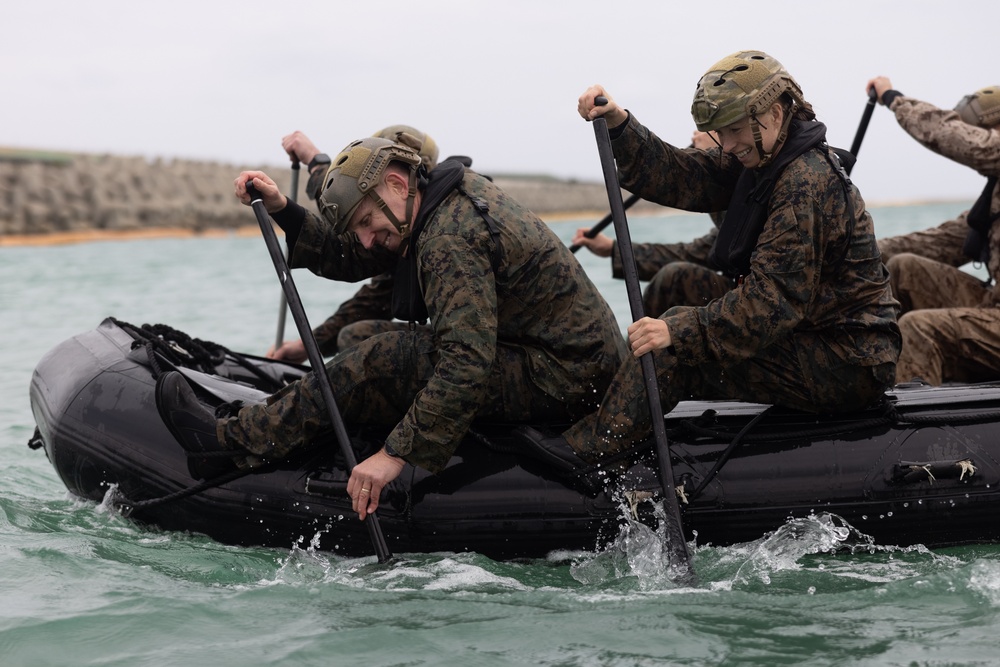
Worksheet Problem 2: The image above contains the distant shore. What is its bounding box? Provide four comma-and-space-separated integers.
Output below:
0, 146, 672, 247
0, 147, 966, 248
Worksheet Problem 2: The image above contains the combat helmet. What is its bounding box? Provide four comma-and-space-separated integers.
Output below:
954, 86, 1000, 128
373, 125, 439, 170
691, 50, 813, 167
317, 137, 423, 237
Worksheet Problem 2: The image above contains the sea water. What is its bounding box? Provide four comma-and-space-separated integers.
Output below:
4, 201, 1000, 666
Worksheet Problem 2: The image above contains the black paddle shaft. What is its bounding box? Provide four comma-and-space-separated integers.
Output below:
568, 193, 642, 253
590, 98, 694, 579
847, 89, 879, 174
273, 161, 299, 350
246, 181, 392, 564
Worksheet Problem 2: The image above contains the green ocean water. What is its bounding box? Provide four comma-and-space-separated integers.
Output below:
4, 202, 1000, 667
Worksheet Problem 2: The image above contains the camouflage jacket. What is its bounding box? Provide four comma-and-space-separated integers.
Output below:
878, 95, 1000, 294
610, 113, 900, 368
288, 170, 627, 466
610, 213, 722, 280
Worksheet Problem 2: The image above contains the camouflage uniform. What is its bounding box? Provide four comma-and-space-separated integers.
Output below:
222, 168, 628, 472
312, 271, 397, 356
562, 113, 901, 459
610, 213, 732, 315
875, 94, 1000, 384
336, 317, 415, 352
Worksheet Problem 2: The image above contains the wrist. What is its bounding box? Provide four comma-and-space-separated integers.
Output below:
308, 152, 331, 174
881, 89, 903, 108
265, 195, 288, 214
607, 108, 629, 129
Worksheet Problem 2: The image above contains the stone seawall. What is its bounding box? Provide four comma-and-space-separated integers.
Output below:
0, 149, 669, 242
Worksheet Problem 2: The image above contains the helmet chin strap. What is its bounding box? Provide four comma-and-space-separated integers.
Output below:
366, 168, 420, 253
750, 101, 798, 168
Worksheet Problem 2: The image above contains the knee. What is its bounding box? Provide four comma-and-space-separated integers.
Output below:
885, 253, 918, 281
898, 310, 936, 340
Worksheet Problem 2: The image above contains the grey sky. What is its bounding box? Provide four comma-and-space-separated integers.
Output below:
4, 0, 996, 205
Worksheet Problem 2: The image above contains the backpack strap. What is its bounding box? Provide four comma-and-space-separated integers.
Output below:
458, 184, 503, 272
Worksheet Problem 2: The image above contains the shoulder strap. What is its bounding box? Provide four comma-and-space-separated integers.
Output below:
391, 178, 504, 325
457, 184, 503, 272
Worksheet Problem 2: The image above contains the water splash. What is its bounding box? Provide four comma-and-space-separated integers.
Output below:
569, 490, 696, 590
725, 513, 860, 588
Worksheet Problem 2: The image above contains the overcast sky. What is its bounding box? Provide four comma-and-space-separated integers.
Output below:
4, 0, 996, 205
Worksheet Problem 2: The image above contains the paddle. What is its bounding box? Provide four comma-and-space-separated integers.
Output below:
847, 89, 879, 175
273, 161, 299, 350
245, 180, 392, 564
589, 97, 694, 580
568, 193, 641, 253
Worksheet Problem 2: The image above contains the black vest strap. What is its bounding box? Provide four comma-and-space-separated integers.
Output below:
709, 119, 829, 279
962, 176, 999, 265
391, 166, 502, 324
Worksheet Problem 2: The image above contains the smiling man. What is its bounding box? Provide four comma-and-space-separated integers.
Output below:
158, 134, 627, 520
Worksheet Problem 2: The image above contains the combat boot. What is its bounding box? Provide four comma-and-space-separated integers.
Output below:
156, 371, 241, 480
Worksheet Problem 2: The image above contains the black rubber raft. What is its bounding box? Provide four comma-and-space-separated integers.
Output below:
28, 317, 1000, 560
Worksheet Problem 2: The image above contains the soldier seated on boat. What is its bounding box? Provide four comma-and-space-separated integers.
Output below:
267, 125, 440, 362
868, 78, 1000, 385
158, 133, 629, 519
518, 50, 901, 463
571, 130, 733, 317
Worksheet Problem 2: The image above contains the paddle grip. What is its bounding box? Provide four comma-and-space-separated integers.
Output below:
246, 180, 261, 201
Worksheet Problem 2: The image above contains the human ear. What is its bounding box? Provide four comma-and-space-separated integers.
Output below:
383, 170, 409, 198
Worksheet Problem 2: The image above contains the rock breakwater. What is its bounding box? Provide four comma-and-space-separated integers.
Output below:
0, 148, 668, 244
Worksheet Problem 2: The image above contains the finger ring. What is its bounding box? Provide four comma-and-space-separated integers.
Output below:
359, 488, 370, 495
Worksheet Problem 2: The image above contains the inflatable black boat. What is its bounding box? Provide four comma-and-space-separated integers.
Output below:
28, 318, 1000, 559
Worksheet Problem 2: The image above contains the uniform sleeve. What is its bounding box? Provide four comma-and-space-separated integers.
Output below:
288, 210, 396, 282
613, 227, 720, 280
610, 113, 739, 212
877, 215, 970, 266
891, 97, 1000, 177
383, 224, 498, 472
664, 181, 821, 364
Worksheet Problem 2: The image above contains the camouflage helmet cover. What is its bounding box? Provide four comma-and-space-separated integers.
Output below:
691, 50, 806, 132
373, 124, 439, 170
317, 137, 422, 235
954, 86, 1000, 128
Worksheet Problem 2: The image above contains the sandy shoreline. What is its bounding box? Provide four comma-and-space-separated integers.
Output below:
0, 210, 622, 248
0, 199, 967, 248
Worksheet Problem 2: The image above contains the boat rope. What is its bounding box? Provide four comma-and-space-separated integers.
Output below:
687, 406, 772, 499
110, 318, 287, 392
112, 466, 255, 516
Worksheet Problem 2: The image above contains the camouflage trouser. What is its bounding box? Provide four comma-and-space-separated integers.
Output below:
642, 262, 733, 316
562, 306, 895, 461
888, 253, 1000, 384
220, 329, 581, 467
887, 253, 994, 314
337, 320, 420, 352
